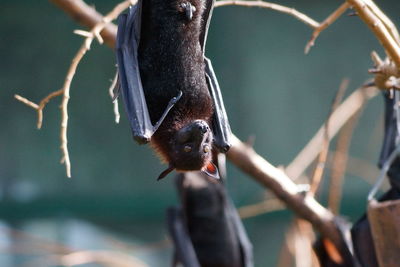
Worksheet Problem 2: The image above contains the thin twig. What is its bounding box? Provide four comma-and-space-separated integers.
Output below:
238, 198, 285, 219
238, 152, 382, 220
16, 0, 133, 177
214, 0, 319, 29
37, 89, 64, 129
305, 2, 350, 54
227, 135, 348, 252
59, 0, 133, 177
285, 82, 377, 181
15, 89, 63, 129
49, 0, 118, 48
363, 0, 400, 45
309, 79, 349, 196
346, 0, 400, 68
328, 109, 363, 214
215, 1, 350, 54
14, 95, 39, 110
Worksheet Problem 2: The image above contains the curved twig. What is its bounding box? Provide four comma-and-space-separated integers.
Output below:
15, 0, 134, 177
214, 0, 319, 29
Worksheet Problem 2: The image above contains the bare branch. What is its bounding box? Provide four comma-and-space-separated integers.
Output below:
346, 0, 400, 68
285, 83, 377, 181
227, 135, 346, 251
15, 89, 63, 129
59, 0, 133, 177
309, 79, 349, 196
49, 0, 118, 48
214, 1, 350, 54
238, 198, 285, 219
214, 0, 319, 29
328, 110, 363, 214
14, 94, 39, 110
363, 0, 400, 45
37, 89, 64, 129
16, 0, 134, 177
305, 3, 350, 54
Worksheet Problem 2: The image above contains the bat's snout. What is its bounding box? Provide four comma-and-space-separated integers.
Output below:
193, 120, 210, 135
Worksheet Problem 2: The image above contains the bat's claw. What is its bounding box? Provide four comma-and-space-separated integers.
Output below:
170, 91, 183, 104
133, 134, 151, 144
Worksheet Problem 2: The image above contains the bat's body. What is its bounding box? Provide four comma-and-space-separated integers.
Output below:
139, 0, 213, 170
351, 92, 400, 266
168, 172, 253, 267
116, 0, 231, 179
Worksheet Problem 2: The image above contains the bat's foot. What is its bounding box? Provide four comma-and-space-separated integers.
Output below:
133, 134, 151, 144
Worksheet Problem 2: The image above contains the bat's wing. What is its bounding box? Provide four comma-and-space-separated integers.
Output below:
226, 197, 254, 267
205, 59, 232, 152
378, 91, 400, 190
199, 0, 215, 53
200, 0, 232, 152
166, 207, 200, 267
116, 3, 182, 144
116, 3, 152, 144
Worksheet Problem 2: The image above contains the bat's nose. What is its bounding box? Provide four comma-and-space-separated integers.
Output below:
198, 124, 208, 134
193, 120, 209, 134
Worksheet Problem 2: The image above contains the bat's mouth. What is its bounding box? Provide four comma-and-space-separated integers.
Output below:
170, 120, 213, 171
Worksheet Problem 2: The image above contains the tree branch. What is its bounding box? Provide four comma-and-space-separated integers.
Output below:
305, 2, 350, 54
309, 79, 349, 196
16, 0, 133, 177
226, 135, 346, 252
346, 0, 400, 69
285, 83, 377, 180
215, 0, 319, 29
41, 0, 378, 254
49, 0, 118, 48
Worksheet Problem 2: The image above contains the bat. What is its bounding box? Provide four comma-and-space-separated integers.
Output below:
351, 91, 400, 266
377, 91, 400, 189
167, 171, 253, 267
115, 0, 232, 180
313, 217, 355, 267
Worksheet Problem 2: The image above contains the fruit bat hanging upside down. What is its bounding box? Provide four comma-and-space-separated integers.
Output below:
115, 0, 232, 180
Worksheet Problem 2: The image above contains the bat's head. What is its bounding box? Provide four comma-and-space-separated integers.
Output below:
157, 120, 219, 180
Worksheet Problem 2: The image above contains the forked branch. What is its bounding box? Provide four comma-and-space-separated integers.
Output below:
346, 0, 400, 68
15, 0, 134, 177
214, 0, 319, 28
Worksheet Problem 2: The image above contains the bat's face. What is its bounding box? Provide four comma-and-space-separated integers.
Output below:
170, 120, 213, 171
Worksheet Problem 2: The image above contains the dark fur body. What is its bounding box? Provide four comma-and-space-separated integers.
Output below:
138, 0, 214, 167
181, 176, 243, 267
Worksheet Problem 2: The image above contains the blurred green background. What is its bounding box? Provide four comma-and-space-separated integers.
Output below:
1, 0, 400, 266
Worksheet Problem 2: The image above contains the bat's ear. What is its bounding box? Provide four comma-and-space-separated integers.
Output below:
202, 162, 220, 179
157, 165, 175, 181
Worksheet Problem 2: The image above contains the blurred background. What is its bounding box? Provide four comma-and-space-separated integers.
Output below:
1, 0, 400, 266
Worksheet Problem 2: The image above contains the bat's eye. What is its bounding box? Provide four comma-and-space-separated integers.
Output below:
184, 145, 192, 153
203, 145, 210, 153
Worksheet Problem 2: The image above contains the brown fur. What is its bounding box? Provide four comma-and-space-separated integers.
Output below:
138, 0, 215, 170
